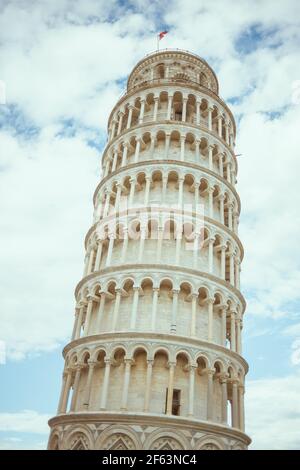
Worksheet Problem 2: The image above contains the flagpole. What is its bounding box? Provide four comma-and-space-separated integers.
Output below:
157, 34, 159, 51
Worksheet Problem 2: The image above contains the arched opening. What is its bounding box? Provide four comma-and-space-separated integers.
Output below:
151, 349, 169, 414
128, 347, 148, 411
107, 347, 126, 411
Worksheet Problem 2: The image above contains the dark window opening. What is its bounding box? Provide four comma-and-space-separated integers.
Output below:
165, 388, 181, 415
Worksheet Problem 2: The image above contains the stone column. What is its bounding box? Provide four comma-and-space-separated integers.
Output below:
208, 187, 214, 218
59, 369, 72, 414
206, 368, 215, 420
100, 358, 111, 410
150, 133, 156, 156
87, 247, 95, 274
144, 359, 154, 412
218, 115, 223, 138
112, 288, 122, 331
130, 287, 140, 329
127, 105, 133, 129
190, 293, 198, 337
95, 292, 106, 332
138, 225, 147, 262
121, 143, 128, 166
162, 175, 168, 203
188, 365, 196, 416
121, 359, 133, 410
194, 181, 200, 211
225, 122, 229, 145
230, 311, 236, 352
103, 189, 111, 217
167, 94, 173, 120
70, 365, 81, 412
117, 111, 124, 135
220, 374, 228, 425
156, 226, 164, 262
193, 232, 200, 269
94, 239, 103, 271
208, 107, 213, 131
236, 317, 242, 355
170, 289, 179, 333
134, 137, 141, 163
105, 233, 115, 267
139, 99, 145, 124
83, 254, 89, 277
196, 100, 201, 125
218, 153, 224, 177
229, 251, 235, 285
151, 287, 159, 331
208, 144, 214, 170
111, 149, 118, 172
57, 372, 67, 414
226, 162, 232, 184
178, 177, 184, 208
233, 211, 239, 233
219, 194, 225, 224
208, 237, 215, 273
220, 305, 227, 347
238, 384, 245, 431
228, 202, 233, 229
74, 303, 85, 339
104, 157, 111, 177
235, 258, 240, 289
128, 177, 136, 206
121, 227, 129, 262
194, 139, 200, 162
166, 362, 176, 415
207, 297, 214, 342
110, 119, 116, 141
71, 308, 79, 341
182, 97, 188, 122
153, 96, 159, 121
220, 245, 226, 280
144, 175, 151, 206
175, 231, 182, 265
231, 378, 239, 428
83, 361, 96, 409
83, 297, 94, 336
180, 135, 186, 161
164, 133, 171, 158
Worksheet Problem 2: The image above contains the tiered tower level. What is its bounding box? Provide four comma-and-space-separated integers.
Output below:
48, 49, 250, 451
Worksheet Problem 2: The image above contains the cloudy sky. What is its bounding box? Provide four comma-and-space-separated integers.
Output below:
1, 0, 300, 450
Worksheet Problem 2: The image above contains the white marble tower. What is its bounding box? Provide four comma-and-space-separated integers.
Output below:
48, 49, 250, 450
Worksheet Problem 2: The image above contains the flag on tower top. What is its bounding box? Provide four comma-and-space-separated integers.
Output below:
158, 31, 168, 40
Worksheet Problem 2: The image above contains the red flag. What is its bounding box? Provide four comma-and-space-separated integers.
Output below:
158, 31, 168, 40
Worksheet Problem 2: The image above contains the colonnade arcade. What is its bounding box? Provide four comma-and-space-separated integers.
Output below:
93, 167, 239, 230
57, 341, 245, 433
72, 272, 243, 353
102, 126, 237, 182
107, 89, 235, 151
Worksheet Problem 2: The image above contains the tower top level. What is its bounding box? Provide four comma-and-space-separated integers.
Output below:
127, 48, 219, 96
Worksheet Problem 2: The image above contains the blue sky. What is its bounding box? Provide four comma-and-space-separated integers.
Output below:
1, 0, 300, 450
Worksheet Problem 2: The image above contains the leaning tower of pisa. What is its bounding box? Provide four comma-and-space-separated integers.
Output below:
48, 49, 251, 451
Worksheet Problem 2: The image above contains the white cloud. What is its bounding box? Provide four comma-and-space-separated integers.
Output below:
0, 125, 99, 358
0, 409, 50, 434
247, 375, 300, 449
0, 409, 48, 449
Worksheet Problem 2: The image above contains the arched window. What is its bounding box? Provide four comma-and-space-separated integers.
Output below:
157, 64, 165, 79
200, 72, 208, 87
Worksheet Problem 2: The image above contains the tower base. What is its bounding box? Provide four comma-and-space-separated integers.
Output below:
48, 412, 250, 450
